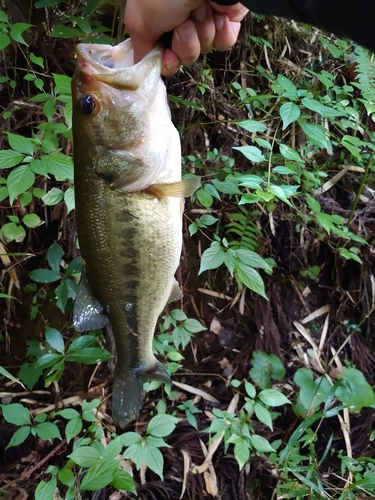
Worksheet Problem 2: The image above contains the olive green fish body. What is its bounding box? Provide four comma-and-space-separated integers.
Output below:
72, 40, 196, 427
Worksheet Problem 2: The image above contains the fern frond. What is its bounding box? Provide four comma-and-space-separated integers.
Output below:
225, 208, 261, 251
354, 46, 375, 101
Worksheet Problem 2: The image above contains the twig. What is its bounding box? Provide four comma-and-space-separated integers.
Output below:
2, 439, 67, 491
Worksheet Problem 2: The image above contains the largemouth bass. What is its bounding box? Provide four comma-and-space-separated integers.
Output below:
71, 39, 198, 428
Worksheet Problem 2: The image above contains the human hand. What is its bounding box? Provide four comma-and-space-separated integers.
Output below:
124, 0, 248, 75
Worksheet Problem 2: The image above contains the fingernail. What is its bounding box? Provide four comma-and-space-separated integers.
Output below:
177, 24, 196, 43
214, 14, 225, 32
165, 61, 181, 74
194, 4, 206, 23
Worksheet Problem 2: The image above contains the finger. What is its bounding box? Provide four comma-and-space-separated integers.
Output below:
213, 14, 241, 51
161, 49, 181, 76
210, 1, 249, 22
192, 3, 216, 54
130, 32, 157, 64
171, 19, 201, 66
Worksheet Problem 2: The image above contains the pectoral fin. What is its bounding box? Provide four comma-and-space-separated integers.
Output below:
73, 273, 108, 331
167, 278, 183, 304
146, 176, 200, 198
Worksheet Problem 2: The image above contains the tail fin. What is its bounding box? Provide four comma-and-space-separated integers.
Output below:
112, 370, 143, 429
111, 360, 171, 429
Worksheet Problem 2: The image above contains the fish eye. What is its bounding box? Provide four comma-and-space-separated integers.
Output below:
80, 95, 96, 115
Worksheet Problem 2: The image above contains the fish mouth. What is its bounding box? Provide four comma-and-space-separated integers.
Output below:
75, 39, 163, 90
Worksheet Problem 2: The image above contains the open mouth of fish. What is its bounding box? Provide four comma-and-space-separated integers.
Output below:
75, 39, 162, 90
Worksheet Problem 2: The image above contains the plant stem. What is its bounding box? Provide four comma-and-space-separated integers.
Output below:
347, 154, 375, 226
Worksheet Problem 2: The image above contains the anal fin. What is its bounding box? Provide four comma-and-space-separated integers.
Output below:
73, 273, 108, 331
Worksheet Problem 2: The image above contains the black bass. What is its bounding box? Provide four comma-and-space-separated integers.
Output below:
71, 39, 198, 428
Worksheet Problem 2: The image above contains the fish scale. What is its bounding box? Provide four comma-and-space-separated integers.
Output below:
71, 39, 199, 427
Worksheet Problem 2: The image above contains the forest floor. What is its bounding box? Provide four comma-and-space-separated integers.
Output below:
1, 6, 375, 500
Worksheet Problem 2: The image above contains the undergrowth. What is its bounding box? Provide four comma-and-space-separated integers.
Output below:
1, 3, 375, 499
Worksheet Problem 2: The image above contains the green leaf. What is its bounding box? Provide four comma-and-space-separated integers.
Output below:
280, 102, 300, 129
235, 264, 267, 299
80, 457, 120, 490
233, 145, 265, 163
258, 389, 290, 407
294, 368, 331, 410
65, 417, 83, 443
233, 437, 250, 469
0, 33, 11, 50
211, 178, 241, 195
1, 222, 26, 243
235, 249, 271, 271
68, 446, 100, 467
338, 247, 362, 264
196, 187, 213, 207
29, 52, 44, 68
0, 186, 9, 203
55, 280, 68, 312
58, 468, 74, 487
335, 367, 375, 411
1, 403, 31, 425
19, 363, 42, 390
47, 241, 63, 273
183, 318, 206, 333
35, 477, 57, 500
50, 25, 84, 38
29, 268, 61, 283
6, 133, 35, 156
42, 152, 73, 181
57, 408, 80, 420
279, 144, 304, 163
249, 434, 275, 453
199, 241, 225, 274
301, 97, 342, 117
6, 426, 31, 449
33, 353, 64, 370
236, 174, 263, 189
121, 431, 142, 447
64, 187, 75, 213
0, 149, 24, 169
53, 74, 72, 95
7, 165, 35, 205
305, 194, 321, 213
66, 347, 112, 364
267, 184, 295, 206
250, 351, 285, 389
111, 468, 136, 493
42, 187, 64, 206
102, 437, 123, 459
237, 120, 267, 133
22, 213, 41, 228
147, 414, 180, 437
143, 444, 164, 479
0, 366, 24, 387
277, 74, 298, 98
298, 120, 331, 148
36, 422, 62, 440
199, 214, 218, 227
254, 402, 273, 430
45, 326, 65, 353
19, 191, 32, 207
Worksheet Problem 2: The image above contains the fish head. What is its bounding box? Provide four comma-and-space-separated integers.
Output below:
72, 39, 163, 152
72, 39, 182, 193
